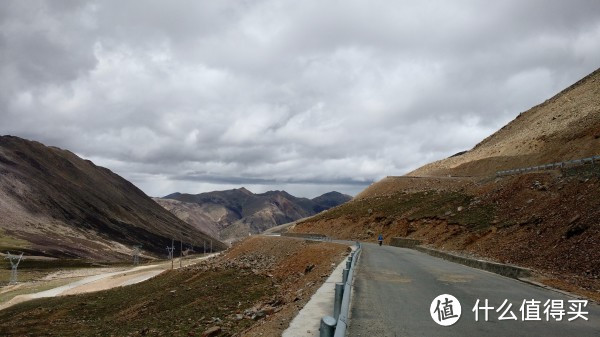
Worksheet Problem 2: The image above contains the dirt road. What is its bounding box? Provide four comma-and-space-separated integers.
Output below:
0, 254, 218, 311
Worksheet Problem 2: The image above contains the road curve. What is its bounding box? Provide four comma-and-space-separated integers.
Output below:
0, 253, 220, 311
348, 243, 600, 337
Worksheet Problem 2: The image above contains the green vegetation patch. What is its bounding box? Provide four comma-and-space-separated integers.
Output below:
0, 230, 30, 252
0, 259, 122, 271
317, 190, 496, 230
0, 259, 130, 287
0, 268, 274, 337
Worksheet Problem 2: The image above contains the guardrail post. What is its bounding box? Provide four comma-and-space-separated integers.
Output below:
342, 268, 349, 284
334, 282, 344, 320
320, 316, 336, 337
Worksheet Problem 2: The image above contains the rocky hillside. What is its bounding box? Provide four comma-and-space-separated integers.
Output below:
152, 198, 224, 239
0, 236, 348, 337
410, 67, 600, 177
293, 68, 600, 301
157, 189, 351, 241
0, 136, 225, 260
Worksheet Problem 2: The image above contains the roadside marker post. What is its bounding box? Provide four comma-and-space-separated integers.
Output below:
320, 316, 336, 337
342, 268, 349, 284
334, 282, 344, 320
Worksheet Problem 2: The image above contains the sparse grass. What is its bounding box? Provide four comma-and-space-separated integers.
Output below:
0, 260, 131, 305
0, 259, 130, 287
0, 230, 30, 251
0, 268, 274, 337
0, 268, 49, 285
315, 190, 496, 230
0, 259, 123, 271
0, 278, 79, 303
562, 164, 600, 177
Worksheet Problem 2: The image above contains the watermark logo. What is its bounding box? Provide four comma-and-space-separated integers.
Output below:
430, 294, 461, 326
472, 299, 589, 322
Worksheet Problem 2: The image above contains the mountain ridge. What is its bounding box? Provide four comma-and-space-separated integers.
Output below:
0, 135, 226, 260
156, 189, 351, 242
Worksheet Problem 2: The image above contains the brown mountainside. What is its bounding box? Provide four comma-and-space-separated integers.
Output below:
294, 67, 600, 300
410, 67, 600, 177
0, 136, 225, 260
152, 198, 226, 239
159, 190, 352, 242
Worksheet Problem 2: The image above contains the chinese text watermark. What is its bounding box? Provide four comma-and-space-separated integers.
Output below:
430, 295, 590, 326
472, 299, 589, 322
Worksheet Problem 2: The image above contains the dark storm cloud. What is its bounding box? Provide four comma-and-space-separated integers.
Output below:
1, 0, 599, 197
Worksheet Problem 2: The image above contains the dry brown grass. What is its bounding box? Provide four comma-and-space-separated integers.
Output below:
409, 67, 600, 177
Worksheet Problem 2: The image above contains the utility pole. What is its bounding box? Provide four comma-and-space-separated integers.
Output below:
132, 245, 142, 265
5, 252, 24, 285
210, 239, 213, 253
203, 240, 206, 255
179, 240, 183, 268
187, 243, 195, 255
166, 238, 175, 270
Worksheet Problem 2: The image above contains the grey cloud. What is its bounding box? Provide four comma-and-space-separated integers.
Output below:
1, 0, 599, 197
0, 1, 97, 86
170, 173, 373, 186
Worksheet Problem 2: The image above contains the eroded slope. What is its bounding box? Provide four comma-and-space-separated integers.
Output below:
0, 136, 225, 260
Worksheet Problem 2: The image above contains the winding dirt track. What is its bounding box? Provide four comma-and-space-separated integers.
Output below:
0, 254, 218, 311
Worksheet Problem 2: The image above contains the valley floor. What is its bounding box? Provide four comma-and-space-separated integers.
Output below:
0, 236, 348, 337
0, 254, 217, 311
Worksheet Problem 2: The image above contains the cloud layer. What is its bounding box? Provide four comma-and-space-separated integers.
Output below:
1, 0, 600, 197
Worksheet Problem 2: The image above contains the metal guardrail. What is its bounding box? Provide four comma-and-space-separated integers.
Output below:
320, 242, 362, 337
279, 233, 333, 242
496, 155, 600, 176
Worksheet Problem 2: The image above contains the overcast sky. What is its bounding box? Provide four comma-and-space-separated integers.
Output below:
1, 1, 599, 198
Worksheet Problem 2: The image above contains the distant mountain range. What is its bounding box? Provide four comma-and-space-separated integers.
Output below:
0, 136, 225, 260
155, 189, 352, 242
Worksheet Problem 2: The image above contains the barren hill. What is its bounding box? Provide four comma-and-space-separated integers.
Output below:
293, 67, 600, 301
410, 67, 600, 177
158, 189, 351, 242
152, 198, 225, 239
0, 136, 225, 260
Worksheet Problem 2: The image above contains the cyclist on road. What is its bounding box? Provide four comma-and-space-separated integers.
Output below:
378, 234, 384, 246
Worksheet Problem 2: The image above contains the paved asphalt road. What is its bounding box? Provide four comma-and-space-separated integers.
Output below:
348, 243, 600, 337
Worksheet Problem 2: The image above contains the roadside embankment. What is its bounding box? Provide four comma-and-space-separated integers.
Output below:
293, 171, 600, 302
389, 237, 531, 279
